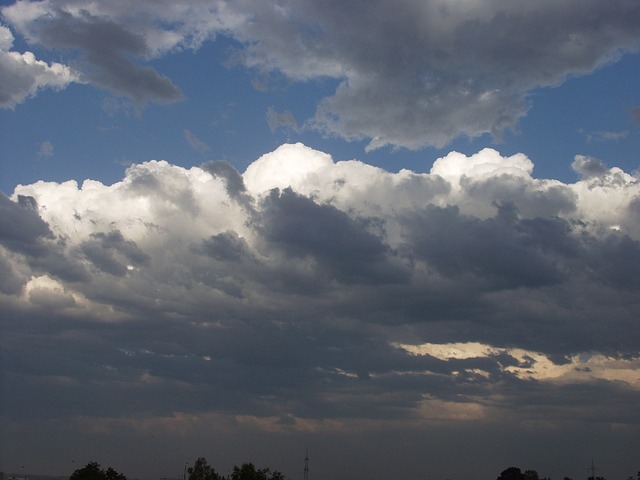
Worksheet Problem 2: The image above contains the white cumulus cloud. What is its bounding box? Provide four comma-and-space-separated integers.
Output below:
0, 23, 81, 108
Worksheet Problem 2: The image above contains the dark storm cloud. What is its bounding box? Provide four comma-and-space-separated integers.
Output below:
586, 233, 640, 291
399, 203, 567, 290
0, 255, 23, 294
80, 230, 150, 276
0, 194, 91, 282
256, 187, 406, 285
199, 231, 252, 263
0, 193, 52, 254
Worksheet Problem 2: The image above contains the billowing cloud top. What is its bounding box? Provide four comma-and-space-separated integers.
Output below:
2, 144, 639, 441
2, 0, 639, 146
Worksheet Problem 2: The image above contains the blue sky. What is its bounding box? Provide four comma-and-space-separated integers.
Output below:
3, 47, 640, 191
1, 2, 640, 480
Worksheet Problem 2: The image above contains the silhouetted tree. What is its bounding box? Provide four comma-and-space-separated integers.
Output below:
497, 467, 524, 480
70, 462, 126, 480
188, 458, 222, 480
524, 470, 539, 480
229, 463, 283, 480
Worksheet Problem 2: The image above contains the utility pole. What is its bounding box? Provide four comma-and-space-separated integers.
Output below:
304, 450, 309, 480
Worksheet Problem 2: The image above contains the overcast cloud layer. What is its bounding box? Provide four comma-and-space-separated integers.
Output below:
1, 143, 640, 479
2, 0, 639, 146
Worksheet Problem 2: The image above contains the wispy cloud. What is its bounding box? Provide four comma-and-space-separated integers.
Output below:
184, 128, 211, 153
37, 140, 54, 158
266, 107, 299, 134
583, 129, 630, 142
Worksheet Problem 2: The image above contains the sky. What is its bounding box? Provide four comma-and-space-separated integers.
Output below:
1, 1, 640, 480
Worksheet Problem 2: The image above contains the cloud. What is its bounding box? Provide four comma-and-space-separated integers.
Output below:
35, 9, 183, 105
230, 0, 640, 149
266, 107, 299, 134
0, 192, 53, 256
584, 129, 630, 142
2, 143, 640, 478
37, 140, 54, 157
0, 23, 81, 108
3, 1, 639, 145
572, 154, 609, 178
2, 3, 185, 106
184, 128, 210, 153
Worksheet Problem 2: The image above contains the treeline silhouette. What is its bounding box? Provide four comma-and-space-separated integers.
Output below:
69, 458, 282, 480
69, 460, 639, 480
497, 465, 640, 480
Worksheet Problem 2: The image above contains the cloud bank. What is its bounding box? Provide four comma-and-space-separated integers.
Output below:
2, 142, 639, 424
2, 0, 639, 146
2, 143, 640, 477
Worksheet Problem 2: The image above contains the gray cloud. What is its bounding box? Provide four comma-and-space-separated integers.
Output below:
1, 146, 640, 477
0, 23, 80, 108
2, 6, 182, 106
36, 10, 182, 105
199, 231, 253, 263
0, 193, 53, 255
184, 129, 210, 153
201, 159, 251, 204
572, 154, 610, 178
256, 187, 406, 285
79, 230, 150, 276
3, 1, 639, 145
400, 203, 568, 290
232, 0, 640, 149
266, 107, 299, 134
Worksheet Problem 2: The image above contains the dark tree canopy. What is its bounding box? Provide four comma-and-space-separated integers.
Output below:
70, 462, 126, 480
498, 467, 525, 480
229, 463, 283, 480
497, 467, 547, 480
188, 457, 223, 480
